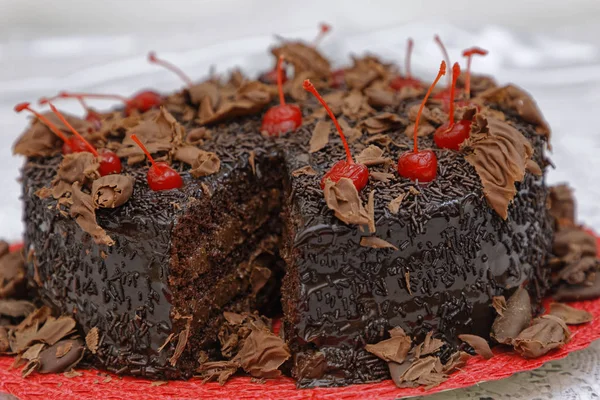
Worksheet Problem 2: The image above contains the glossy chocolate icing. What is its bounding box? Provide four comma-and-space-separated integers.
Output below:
21, 88, 552, 386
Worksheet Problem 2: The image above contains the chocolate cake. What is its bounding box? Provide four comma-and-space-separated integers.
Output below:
11, 37, 568, 387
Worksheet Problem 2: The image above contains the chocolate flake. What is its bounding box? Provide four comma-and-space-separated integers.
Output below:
323, 178, 370, 226
492, 296, 507, 317
309, 120, 331, 153
232, 327, 291, 379
549, 303, 593, 325
548, 184, 575, 226
34, 316, 77, 346
414, 332, 444, 358
461, 115, 535, 219
85, 327, 99, 354
365, 327, 411, 363
359, 112, 407, 135
169, 321, 191, 366
388, 193, 406, 214
370, 171, 394, 183
366, 190, 375, 233
355, 145, 390, 167
55, 152, 100, 186
70, 183, 114, 246
491, 287, 532, 344
458, 334, 493, 359
0, 251, 26, 299
196, 360, 240, 385
37, 339, 85, 374
513, 315, 571, 358
291, 165, 317, 177
91, 175, 134, 208
190, 150, 221, 178
360, 236, 398, 250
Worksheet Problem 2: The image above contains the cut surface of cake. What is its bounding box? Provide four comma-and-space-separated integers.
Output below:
11, 38, 580, 388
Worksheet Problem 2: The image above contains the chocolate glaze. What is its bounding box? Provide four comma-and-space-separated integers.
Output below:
21, 88, 552, 386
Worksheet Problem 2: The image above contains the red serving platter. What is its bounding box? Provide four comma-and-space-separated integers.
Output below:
1, 234, 599, 400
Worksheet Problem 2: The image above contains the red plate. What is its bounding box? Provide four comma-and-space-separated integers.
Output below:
1, 234, 599, 400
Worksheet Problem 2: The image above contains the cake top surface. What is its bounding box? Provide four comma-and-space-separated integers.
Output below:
13, 38, 551, 245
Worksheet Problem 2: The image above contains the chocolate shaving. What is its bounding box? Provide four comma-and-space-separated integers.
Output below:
91, 175, 134, 208
551, 226, 598, 285
232, 327, 291, 379
55, 341, 73, 358
388, 193, 405, 214
342, 90, 374, 120
323, 178, 370, 226
359, 112, 407, 135
513, 315, 571, 358
196, 360, 240, 385
291, 166, 317, 177
366, 190, 375, 233
360, 236, 398, 250
37, 339, 85, 374
55, 152, 100, 186
370, 171, 394, 183
491, 287, 532, 344
338, 117, 362, 143
492, 296, 507, 317
548, 184, 575, 226
309, 120, 331, 153
0, 299, 35, 318
197, 81, 273, 125
272, 42, 331, 78
458, 334, 493, 359
174, 145, 203, 165
355, 145, 390, 167
365, 328, 411, 363
169, 321, 191, 366
392, 356, 446, 389
461, 115, 534, 219
186, 127, 212, 145
0, 250, 26, 299
33, 316, 76, 346
414, 332, 444, 358
85, 327, 99, 354
250, 265, 272, 295
14, 112, 91, 157
549, 303, 593, 325
190, 150, 221, 178
187, 81, 220, 106
70, 183, 114, 246
119, 107, 185, 164
553, 276, 600, 301
294, 352, 327, 380
478, 84, 551, 139
344, 56, 390, 91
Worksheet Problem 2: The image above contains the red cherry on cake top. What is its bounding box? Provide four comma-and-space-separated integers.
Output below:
14, 102, 78, 153
397, 61, 446, 183
261, 55, 303, 137
390, 38, 422, 91
462, 47, 488, 98
40, 92, 102, 130
148, 51, 194, 87
303, 79, 369, 191
434, 62, 471, 151
129, 134, 183, 191
46, 102, 122, 176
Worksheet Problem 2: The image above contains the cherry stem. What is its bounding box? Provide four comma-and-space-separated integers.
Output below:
434, 35, 451, 87
40, 91, 93, 114
313, 23, 331, 47
448, 62, 461, 126
303, 79, 353, 164
405, 38, 414, 79
148, 51, 194, 88
47, 103, 98, 156
14, 102, 71, 144
462, 47, 488, 98
277, 55, 286, 106
48, 91, 130, 105
130, 134, 159, 170
414, 61, 447, 153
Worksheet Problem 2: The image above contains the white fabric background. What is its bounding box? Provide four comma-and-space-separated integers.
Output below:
0, 2, 599, 398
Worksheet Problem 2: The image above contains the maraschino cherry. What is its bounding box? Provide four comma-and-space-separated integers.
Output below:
148, 51, 194, 87
397, 61, 446, 183
303, 79, 369, 191
261, 56, 302, 136
433, 63, 471, 150
432, 35, 453, 107
40, 92, 102, 130
46, 102, 122, 175
462, 47, 488, 98
14, 102, 83, 154
129, 134, 183, 191
46, 91, 161, 115
390, 38, 422, 91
